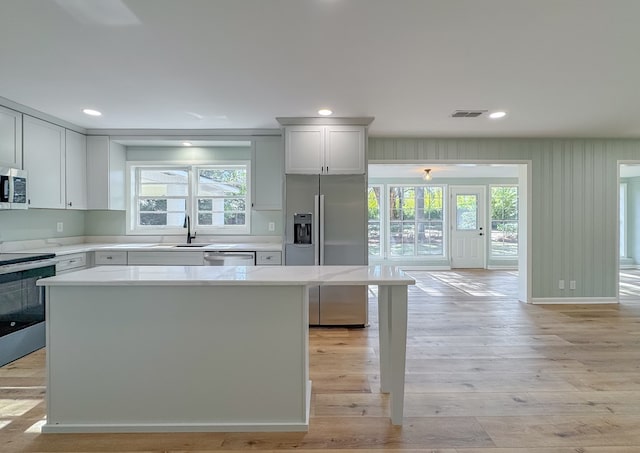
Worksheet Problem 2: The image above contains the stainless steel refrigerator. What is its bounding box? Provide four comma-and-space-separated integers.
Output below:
285, 174, 368, 326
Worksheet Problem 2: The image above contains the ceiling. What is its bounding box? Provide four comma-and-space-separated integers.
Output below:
1, 0, 639, 138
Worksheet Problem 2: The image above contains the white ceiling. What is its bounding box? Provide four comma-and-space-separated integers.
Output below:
1, 0, 639, 138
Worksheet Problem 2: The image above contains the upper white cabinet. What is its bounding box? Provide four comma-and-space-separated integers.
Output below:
23, 116, 88, 210
285, 125, 365, 175
23, 116, 66, 209
65, 130, 87, 210
0, 106, 22, 168
252, 137, 283, 210
87, 136, 126, 210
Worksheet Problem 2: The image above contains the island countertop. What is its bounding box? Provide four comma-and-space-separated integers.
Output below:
37, 264, 415, 287
41, 264, 414, 432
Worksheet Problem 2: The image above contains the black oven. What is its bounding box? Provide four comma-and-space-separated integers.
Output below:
0, 253, 56, 367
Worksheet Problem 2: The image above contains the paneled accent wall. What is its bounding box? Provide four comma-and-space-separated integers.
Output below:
369, 138, 640, 300
625, 177, 640, 264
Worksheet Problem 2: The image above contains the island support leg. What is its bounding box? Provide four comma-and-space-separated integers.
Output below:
377, 284, 408, 425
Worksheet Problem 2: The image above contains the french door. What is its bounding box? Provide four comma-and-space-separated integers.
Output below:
450, 186, 486, 268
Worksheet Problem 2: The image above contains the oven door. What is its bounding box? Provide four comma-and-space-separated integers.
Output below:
0, 264, 55, 366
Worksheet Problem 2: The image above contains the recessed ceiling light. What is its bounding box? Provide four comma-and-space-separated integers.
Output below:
182, 142, 193, 147
489, 111, 507, 119
318, 109, 333, 116
82, 108, 102, 117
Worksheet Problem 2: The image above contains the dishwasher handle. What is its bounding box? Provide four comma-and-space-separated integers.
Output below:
203, 252, 256, 266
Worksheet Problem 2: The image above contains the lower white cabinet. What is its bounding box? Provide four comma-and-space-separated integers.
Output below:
56, 253, 88, 274
94, 251, 128, 265
127, 251, 204, 266
256, 251, 282, 265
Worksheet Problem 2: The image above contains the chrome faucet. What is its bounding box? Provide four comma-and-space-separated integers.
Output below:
183, 215, 196, 244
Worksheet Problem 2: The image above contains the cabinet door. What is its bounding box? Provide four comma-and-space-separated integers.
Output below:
87, 136, 126, 210
324, 126, 365, 174
23, 116, 66, 209
65, 130, 87, 210
253, 138, 283, 210
128, 251, 204, 266
285, 126, 324, 174
0, 106, 22, 168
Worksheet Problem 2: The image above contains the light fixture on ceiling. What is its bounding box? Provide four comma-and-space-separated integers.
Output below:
489, 111, 507, 119
318, 109, 333, 116
182, 142, 193, 147
423, 169, 433, 181
82, 108, 102, 117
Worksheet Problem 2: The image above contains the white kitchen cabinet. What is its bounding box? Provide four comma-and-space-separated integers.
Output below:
256, 251, 282, 265
252, 137, 283, 210
128, 251, 205, 266
94, 251, 128, 265
23, 115, 66, 209
284, 125, 365, 175
86, 136, 126, 210
0, 105, 22, 168
65, 130, 87, 210
55, 253, 88, 274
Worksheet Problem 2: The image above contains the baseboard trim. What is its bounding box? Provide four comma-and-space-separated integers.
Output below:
398, 265, 452, 271
530, 297, 618, 305
487, 265, 518, 270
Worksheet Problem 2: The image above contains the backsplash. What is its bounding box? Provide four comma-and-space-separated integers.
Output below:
1, 208, 282, 243
0, 208, 85, 242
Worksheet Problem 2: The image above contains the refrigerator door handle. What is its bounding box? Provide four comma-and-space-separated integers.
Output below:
314, 194, 320, 265
320, 194, 325, 265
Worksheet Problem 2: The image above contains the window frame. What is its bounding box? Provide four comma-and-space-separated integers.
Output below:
620, 182, 627, 258
489, 184, 519, 258
386, 183, 446, 260
367, 184, 385, 258
126, 161, 251, 236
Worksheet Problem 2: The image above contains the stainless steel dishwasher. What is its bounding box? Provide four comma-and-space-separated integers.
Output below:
203, 251, 255, 266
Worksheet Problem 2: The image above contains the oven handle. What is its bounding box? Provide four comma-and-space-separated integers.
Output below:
0, 258, 58, 275
38, 282, 46, 305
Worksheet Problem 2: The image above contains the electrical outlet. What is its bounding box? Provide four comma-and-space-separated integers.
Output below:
558, 280, 565, 290
569, 280, 576, 290
56, 222, 64, 232
268, 222, 275, 232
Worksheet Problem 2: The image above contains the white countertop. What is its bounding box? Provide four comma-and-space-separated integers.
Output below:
38, 265, 415, 287
21, 242, 282, 255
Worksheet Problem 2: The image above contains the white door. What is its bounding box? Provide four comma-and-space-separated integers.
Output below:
450, 186, 486, 268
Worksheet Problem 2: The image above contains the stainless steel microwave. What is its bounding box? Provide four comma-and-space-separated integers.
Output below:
0, 168, 28, 210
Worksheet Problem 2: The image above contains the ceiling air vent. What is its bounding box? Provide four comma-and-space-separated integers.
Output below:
451, 110, 487, 118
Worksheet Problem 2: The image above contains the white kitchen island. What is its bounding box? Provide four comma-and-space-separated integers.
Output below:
38, 265, 414, 433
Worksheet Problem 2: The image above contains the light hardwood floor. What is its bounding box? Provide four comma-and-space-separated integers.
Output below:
2, 269, 640, 452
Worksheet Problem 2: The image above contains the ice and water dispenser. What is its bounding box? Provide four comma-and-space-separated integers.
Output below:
294, 213, 312, 244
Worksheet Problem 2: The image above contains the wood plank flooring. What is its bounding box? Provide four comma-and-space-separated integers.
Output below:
2, 269, 640, 452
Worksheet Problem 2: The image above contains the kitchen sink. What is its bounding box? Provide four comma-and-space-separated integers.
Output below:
174, 244, 207, 248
